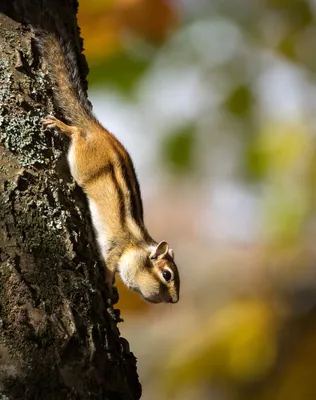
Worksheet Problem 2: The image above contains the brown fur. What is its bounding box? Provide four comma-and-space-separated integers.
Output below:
40, 33, 180, 303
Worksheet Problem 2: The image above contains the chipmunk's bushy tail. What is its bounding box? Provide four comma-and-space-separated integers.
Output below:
36, 30, 96, 128
16, 0, 96, 127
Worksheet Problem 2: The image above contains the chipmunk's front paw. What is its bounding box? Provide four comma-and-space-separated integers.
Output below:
42, 115, 59, 129
42, 115, 74, 137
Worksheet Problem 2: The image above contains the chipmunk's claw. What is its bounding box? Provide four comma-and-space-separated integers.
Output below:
42, 115, 58, 130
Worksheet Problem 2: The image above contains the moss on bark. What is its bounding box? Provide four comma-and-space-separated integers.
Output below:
0, 2, 141, 399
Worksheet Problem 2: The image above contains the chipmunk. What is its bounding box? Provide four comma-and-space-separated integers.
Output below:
39, 32, 180, 303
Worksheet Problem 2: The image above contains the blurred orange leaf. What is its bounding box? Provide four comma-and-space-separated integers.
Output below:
78, 0, 178, 62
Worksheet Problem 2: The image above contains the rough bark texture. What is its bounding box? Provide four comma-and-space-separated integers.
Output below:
0, 1, 141, 399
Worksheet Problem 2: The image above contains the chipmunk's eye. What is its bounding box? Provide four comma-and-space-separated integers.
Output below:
162, 269, 172, 282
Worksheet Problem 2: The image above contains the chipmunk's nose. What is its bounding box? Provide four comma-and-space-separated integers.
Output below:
168, 295, 179, 304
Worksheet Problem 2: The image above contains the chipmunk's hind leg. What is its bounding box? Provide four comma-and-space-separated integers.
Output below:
42, 115, 79, 137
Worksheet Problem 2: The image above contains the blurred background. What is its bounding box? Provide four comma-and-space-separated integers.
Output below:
78, 1, 316, 399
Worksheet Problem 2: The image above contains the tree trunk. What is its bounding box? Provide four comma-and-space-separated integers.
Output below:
0, 1, 141, 399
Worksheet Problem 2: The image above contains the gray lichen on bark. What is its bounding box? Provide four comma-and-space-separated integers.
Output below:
0, 1, 141, 399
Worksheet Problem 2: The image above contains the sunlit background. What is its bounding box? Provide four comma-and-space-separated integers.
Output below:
78, 1, 316, 399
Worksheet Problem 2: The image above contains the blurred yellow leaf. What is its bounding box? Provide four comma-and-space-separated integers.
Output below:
256, 121, 310, 177
264, 182, 308, 246
163, 299, 278, 395
252, 121, 311, 245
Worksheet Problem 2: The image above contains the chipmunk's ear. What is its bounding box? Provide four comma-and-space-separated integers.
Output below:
150, 241, 169, 260
168, 248, 174, 259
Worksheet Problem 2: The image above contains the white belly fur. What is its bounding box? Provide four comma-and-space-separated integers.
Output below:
67, 144, 79, 182
88, 199, 110, 260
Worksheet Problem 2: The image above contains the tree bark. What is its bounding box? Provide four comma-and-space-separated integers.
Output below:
0, 1, 141, 399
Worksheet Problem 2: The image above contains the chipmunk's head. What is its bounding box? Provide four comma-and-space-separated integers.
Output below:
118, 241, 180, 304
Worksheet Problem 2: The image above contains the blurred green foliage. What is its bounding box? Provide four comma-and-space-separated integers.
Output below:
162, 125, 195, 174
225, 85, 253, 117
88, 52, 149, 93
